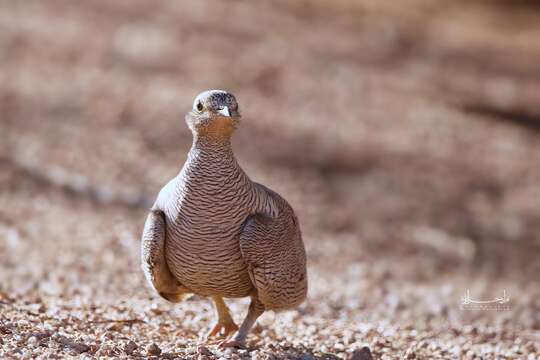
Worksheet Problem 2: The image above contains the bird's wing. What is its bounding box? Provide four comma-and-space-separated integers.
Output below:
141, 208, 187, 301
239, 184, 308, 310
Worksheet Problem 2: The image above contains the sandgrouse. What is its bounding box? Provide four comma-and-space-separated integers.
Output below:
141, 90, 308, 348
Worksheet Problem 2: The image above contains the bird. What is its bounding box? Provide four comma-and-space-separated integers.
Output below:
141, 90, 308, 348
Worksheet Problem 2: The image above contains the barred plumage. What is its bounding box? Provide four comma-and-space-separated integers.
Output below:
141, 90, 307, 348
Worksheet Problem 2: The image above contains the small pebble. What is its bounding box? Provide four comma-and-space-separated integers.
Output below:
124, 340, 138, 355
27, 336, 38, 347
197, 345, 213, 356
70, 342, 90, 354
351, 346, 373, 360
147, 343, 162, 356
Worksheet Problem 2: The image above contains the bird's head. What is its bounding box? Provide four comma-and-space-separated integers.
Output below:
186, 90, 240, 139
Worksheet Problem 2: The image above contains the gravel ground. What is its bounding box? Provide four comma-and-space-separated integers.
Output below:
1, 1, 540, 359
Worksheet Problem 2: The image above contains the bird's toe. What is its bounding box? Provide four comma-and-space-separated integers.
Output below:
206, 321, 239, 339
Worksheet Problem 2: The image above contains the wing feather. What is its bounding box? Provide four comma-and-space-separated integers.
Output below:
141, 209, 187, 302
240, 188, 307, 310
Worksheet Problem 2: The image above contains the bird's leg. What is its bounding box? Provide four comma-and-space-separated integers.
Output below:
219, 294, 265, 349
206, 296, 239, 339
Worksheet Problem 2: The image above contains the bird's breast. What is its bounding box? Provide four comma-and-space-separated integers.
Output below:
162, 168, 255, 297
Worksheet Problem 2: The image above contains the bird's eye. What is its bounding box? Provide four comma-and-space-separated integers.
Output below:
196, 101, 204, 112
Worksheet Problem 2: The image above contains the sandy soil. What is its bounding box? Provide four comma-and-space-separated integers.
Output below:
1, 1, 539, 359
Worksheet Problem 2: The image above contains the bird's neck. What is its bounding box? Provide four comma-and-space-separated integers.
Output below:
189, 132, 235, 160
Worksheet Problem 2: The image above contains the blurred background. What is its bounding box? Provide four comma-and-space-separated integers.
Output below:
1, 1, 539, 358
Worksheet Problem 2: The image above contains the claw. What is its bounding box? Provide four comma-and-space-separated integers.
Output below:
206, 321, 239, 339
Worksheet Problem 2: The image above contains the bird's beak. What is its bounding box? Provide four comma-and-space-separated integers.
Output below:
217, 106, 231, 117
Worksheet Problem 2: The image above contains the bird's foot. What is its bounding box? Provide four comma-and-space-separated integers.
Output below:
206, 321, 239, 339
217, 339, 245, 349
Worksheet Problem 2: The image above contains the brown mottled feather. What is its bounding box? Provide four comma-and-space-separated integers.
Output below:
140, 209, 189, 302
240, 184, 307, 310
